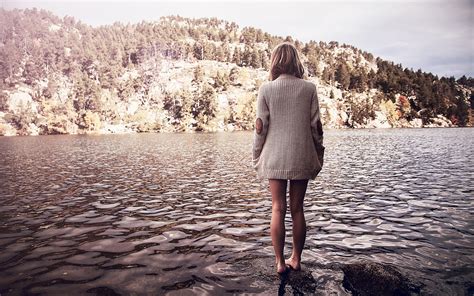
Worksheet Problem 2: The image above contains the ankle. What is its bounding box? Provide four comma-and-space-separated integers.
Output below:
289, 255, 301, 262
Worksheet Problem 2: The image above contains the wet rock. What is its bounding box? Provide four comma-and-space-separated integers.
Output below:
86, 286, 121, 296
284, 269, 318, 294
342, 261, 420, 296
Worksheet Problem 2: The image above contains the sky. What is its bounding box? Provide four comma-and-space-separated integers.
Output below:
2, 0, 473, 78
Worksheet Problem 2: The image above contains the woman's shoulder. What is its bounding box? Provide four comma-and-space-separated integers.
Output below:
302, 79, 317, 92
259, 81, 271, 89
261, 77, 317, 93
258, 81, 271, 94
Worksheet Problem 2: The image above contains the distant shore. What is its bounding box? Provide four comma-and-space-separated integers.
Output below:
0, 122, 468, 137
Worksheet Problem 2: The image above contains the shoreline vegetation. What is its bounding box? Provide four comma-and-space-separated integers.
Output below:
1, 124, 471, 138
1, 9, 473, 136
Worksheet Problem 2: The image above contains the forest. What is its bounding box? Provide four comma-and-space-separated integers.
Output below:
0, 8, 472, 135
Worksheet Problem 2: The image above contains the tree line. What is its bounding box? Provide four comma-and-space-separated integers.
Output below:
0, 8, 472, 131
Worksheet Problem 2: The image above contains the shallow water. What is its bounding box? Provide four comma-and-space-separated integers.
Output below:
0, 128, 473, 295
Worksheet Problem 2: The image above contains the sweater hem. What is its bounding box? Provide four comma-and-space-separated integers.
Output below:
255, 167, 321, 181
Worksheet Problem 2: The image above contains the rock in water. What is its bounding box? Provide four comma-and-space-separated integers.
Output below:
342, 261, 420, 296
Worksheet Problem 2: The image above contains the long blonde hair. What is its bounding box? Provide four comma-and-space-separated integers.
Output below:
269, 42, 305, 81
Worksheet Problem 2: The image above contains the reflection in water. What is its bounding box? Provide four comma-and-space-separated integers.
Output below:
0, 129, 473, 295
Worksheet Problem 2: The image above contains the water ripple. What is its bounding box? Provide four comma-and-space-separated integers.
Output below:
0, 129, 473, 295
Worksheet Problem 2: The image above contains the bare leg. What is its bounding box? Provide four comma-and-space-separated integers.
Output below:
269, 179, 288, 274
286, 179, 308, 270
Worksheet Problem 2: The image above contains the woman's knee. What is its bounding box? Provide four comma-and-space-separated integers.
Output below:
272, 201, 287, 213
290, 203, 304, 216
270, 179, 287, 214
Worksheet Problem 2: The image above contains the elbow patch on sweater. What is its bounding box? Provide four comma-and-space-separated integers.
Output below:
317, 119, 323, 136
256, 118, 263, 134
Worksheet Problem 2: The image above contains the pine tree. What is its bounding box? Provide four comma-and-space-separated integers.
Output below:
214, 71, 229, 91
250, 48, 261, 68
215, 46, 225, 62
193, 43, 204, 60
335, 62, 350, 90
367, 69, 376, 89
307, 55, 319, 77
203, 42, 216, 60
232, 48, 242, 66
242, 46, 252, 67
322, 67, 331, 82
221, 41, 231, 62
192, 83, 217, 130
261, 50, 270, 70
192, 65, 204, 84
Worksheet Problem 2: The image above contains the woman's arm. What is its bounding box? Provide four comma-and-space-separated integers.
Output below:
310, 85, 325, 167
253, 84, 270, 163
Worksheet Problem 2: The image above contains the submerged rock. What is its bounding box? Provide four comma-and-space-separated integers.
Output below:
342, 261, 420, 296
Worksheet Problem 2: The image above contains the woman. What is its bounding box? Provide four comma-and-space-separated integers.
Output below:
253, 42, 325, 274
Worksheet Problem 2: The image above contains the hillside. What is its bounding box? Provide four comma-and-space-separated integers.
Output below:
0, 8, 472, 136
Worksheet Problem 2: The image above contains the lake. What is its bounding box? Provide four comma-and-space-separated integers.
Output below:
0, 128, 473, 295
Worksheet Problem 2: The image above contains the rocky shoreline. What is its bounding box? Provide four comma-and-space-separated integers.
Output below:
0, 59, 468, 137
0, 120, 462, 137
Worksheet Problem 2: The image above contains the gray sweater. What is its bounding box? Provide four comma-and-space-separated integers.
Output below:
253, 74, 325, 180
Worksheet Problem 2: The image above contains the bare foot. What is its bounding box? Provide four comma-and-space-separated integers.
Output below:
276, 260, 288, 274
285, 256, 301, 271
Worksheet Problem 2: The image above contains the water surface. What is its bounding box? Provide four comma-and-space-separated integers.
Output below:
0, 128, 473, 295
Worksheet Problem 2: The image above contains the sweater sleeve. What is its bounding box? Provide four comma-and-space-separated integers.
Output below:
310, 85, 325, 167
253, 84, 270, 163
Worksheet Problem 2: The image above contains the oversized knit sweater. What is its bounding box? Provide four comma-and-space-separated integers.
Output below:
253, 74, 325, 180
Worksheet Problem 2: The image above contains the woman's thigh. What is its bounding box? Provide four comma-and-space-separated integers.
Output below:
289, 180, 308, 211
269, 179, 287, 210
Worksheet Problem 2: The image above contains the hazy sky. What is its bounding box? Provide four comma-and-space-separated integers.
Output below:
3, 0, 473, 78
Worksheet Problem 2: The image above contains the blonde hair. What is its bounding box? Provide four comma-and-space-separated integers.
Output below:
269, 42, 305, 81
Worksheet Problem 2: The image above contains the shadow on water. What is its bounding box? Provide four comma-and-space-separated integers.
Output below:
0, 129, 473, 295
